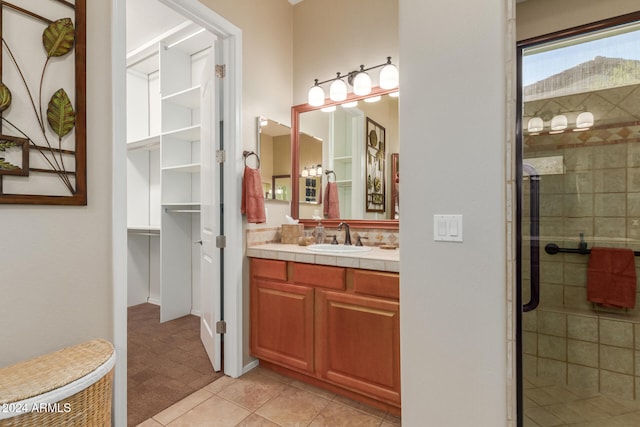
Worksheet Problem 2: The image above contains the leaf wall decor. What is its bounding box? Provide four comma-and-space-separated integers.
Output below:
0, 140, 17, 151
0, 157, 19, 170
47, 88, 75, 138
0, 83, 12, 112
42, 18, 75, 58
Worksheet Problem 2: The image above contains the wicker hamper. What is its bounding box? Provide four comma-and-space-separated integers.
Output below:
0, 339, 115, 427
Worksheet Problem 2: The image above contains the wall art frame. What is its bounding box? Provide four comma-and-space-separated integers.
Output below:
0, 0, 86, 205
365, 117, 385, 213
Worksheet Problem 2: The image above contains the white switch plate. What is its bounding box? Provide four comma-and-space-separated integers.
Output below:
433, 215, 463, 242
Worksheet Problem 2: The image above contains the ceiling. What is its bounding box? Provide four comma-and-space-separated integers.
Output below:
126, 0, 187, 52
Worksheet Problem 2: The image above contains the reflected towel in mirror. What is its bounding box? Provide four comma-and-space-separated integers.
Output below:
324, 182, 340, 219
241, 165, 266, 223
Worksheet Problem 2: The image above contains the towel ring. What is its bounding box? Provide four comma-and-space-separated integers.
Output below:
243, 150, 260, 169
325, 170, 336, 182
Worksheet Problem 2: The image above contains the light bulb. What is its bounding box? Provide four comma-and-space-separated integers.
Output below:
527, 117, 543, 133
329, 74, 347, 102
576, 111, 594, 129
316, 164, 322, 175
308, 80, 325, 106
550, 115, 567, 131
309, 166, 317, 176
379, 58, 399, 89
353, 68, 372, 96
364, 95, 381, 103
301, 167, 308, 177
342, 101, 358, 108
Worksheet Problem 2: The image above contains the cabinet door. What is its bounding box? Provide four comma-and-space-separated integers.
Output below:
316, 290, 400, 404
250, 279, 314, 373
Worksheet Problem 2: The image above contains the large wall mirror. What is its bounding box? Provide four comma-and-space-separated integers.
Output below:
291, 87, 399, 228
257, 117, 291, 201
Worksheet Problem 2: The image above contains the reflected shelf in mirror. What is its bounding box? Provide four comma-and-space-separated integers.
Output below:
291, 86, 399, 229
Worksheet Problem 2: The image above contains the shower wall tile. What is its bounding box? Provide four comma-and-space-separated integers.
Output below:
538, 358, 567, 381
540, 283, 564, 308
629, 143, 640, 167
523, 311, 538, 332
563, 172, 593, 194
538, 311, 566, 337
600, 345, 634, 375
563, 194, 594, 218
567, 364, 599, 395
524, 354, 538, 377
568, 315, 598, 342
563, 217, 594, 240
540, 194, 564, 217
635, 324, 640, 350
564, 286, 591, 311
541, 174, 565, 194
593, 168, 626, 193
594, 193, 626, 217
593, 144, 628, 169
600, 319, 634, 348
563, 263, 587, 286
539, 335, 567, 361
635, 351, 640, 377
564, 147, 593, 172
524, 332, 538, 356
595, 217, 627, 239
628, 168, 640, 192
541, 262, 563, 284
567, 340, 598, 368
627, 193, 640, 216
600, 370, 634, 401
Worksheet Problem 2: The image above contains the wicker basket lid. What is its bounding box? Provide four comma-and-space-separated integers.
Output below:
0, 339, 114, 404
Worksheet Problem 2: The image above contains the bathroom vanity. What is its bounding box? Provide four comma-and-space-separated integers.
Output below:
247, 244, 400, 414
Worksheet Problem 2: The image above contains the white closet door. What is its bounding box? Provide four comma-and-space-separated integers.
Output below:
199, 39, 221, 371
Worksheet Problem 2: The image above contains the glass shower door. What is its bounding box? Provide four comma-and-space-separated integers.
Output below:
518, 17, 640, 426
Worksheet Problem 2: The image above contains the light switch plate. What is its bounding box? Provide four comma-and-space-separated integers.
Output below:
433, 215, 463, 242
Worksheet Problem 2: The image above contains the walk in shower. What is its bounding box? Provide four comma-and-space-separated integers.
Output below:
518, 14, 640, 426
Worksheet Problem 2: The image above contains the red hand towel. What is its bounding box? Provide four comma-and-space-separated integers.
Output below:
241, 166, 266, 223
323, 182, 340, 219
587, 247, 637, 309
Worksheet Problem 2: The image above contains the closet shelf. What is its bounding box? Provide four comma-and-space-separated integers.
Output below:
162, 163, 200, 173
127, 135, 160, 150
162, 125, 200, 142
162, 85, 201, 109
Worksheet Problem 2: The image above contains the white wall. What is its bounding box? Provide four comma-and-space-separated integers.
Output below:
0, 1, 113, 366
399, 1, 509, 425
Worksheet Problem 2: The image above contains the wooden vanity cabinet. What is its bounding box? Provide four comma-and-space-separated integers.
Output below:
250, 259, 314, 372
249, 258, 400, 410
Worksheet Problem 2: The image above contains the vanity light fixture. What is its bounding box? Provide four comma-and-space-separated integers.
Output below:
364, 95, 382, 103
549, 114, 568, 134
329, 73, 348, 102
301, 166, 309, 177
309, 165, 317, 176
574, 111, 594, 131
527, 117, 544, 133
260, 118, 269, 127
389, 91, 399, 98
342, 101, 359, 108
307, 57, 399, 106
316, 164, 322, 175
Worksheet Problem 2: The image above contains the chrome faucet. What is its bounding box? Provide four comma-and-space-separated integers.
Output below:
337, 222, 352, 245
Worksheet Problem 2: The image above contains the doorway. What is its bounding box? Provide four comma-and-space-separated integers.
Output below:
517, 12, 640, 426
113, 0, 244, 424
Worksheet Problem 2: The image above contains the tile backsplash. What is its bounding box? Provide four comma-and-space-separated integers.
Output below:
246, 225, 400, 248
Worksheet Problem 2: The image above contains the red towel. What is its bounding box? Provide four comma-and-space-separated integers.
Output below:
241, 165, 266, 223
587, 247, 637, 309
323, 182, 340, 219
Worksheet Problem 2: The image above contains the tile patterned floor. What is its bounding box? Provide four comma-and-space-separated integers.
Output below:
524, 376, 640, 426
136, 366, 401, 427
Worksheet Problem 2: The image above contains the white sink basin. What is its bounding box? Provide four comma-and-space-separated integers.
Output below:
307, 244, 372, 254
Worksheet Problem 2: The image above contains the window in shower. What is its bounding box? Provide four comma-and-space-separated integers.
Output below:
518, 15, 640, 427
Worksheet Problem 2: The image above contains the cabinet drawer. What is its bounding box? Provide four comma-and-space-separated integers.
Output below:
293, 263, 345, 290
251, 258, 288, 281
353, 270, 399, 300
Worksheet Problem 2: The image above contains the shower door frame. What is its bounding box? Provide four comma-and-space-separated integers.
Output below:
516, 10, 640, 427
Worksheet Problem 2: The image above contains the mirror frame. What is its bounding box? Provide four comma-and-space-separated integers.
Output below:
291, 86, 399, 229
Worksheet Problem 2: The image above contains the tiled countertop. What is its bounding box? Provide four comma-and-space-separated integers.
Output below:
246, 243, 399, 273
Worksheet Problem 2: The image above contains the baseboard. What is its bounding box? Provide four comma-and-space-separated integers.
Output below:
147, 298, 160, 306
242, 359, 260, 375
190, 309, 201, 316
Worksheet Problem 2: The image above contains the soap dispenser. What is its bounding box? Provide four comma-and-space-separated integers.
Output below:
315, 221, 325, 244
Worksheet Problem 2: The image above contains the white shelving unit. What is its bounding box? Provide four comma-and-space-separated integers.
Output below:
126, 22, 214, 322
